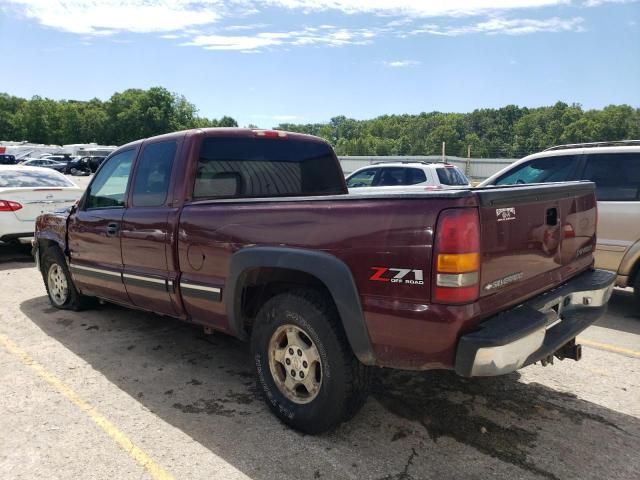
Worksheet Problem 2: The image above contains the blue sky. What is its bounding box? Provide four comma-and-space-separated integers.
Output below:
1, 1, 638, 128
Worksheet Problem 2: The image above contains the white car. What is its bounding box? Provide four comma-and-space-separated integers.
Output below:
345, 162, 470, 194
0, 166, 84, 243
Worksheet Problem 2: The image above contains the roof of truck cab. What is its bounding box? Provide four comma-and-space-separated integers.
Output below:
114, 128, 328, 154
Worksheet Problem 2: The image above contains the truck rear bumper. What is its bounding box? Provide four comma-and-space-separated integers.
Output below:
455, 269, 615, 377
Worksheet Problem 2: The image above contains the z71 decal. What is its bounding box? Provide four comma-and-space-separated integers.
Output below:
370, 267, 424, 285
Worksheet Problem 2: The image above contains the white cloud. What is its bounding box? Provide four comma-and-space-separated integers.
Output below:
383, 60, 421, 67
5, 0, 224, 35
2, 0, 621, 53
183, 26, 378, 51
260, 0, 569, 17
583, 0, 638, 6
411, 16, 585, 36
224, 23, 270, 31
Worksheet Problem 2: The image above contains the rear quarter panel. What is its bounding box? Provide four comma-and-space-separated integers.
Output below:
177, 195, 475, 362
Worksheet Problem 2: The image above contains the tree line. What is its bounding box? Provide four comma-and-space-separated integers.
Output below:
0, 87, 237, 146
277, 103, 640, 158
1, 87, 638, 158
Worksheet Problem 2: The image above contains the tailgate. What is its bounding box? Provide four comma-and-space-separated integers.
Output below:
475, 182, 597, 298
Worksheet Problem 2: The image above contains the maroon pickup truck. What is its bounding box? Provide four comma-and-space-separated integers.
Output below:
34, 128, 615, 433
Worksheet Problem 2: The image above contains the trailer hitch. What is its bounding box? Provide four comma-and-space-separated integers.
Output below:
554, 339, 582, 362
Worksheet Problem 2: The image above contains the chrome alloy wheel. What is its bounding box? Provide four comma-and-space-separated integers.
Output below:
268, 324, 323, 404
47, 263, 69, 306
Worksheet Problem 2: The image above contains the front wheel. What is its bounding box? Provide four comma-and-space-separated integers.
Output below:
251, 289, 371, 434
41, 248, 94, 310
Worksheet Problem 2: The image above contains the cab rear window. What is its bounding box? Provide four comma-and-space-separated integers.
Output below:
193, 137, 345, 199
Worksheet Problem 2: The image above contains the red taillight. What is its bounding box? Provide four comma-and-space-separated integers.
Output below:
433, 208, 481, 304
436, 208, 480, 253
0, 200, 23, 212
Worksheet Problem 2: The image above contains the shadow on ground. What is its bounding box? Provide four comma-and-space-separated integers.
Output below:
19, 296, 640, 480
0, 243, 35, 271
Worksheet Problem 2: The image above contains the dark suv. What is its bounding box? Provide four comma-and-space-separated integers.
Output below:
0, 154, 17, 165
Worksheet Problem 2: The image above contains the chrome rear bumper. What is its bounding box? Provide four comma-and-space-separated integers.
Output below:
455, 269, 615, 377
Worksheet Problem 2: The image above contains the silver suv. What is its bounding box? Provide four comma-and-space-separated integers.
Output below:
481, 140, 640, 309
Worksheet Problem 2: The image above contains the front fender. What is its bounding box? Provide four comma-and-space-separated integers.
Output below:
35, 212, 69, 256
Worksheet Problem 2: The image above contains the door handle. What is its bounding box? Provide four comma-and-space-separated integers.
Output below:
106, 222, 120, 237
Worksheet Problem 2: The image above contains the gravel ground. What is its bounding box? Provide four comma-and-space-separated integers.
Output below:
0, 244, 638, 480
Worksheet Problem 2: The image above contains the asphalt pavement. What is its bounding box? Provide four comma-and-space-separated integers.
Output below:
0, 242, 638, 480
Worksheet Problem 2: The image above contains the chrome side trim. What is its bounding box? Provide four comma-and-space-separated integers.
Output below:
180, 282, 221, 293
71, 264, 121, 277
123, 273, 166, 285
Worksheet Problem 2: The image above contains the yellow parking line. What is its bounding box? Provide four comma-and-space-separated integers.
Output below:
0, 333, 174, 480
579, 338, 640, 358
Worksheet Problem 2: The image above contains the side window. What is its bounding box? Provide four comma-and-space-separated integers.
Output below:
347, 168, 378, 188
131, 141, 177, 207
406, 168, 427, 185
193, 137, 344, 199
436, 166, 469, 186
495, 155, 579, 186
85, 150, 135, 209
582, 153, 640, 201
377, 168, 406, 186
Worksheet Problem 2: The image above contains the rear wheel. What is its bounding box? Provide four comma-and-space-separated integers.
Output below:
41, 247, 94, 310
251, 289, 371, 434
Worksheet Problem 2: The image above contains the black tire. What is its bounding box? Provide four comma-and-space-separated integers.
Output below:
40, 247, 95, 311
251, 288, 371, 434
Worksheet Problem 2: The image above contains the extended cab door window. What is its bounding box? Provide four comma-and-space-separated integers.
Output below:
85, 150, 135, 209
131, 141, 177, 207
494, 155, 580, 186
121, 140, 179, 316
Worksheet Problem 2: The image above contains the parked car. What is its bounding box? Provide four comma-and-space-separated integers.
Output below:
21, 159, 68, 172
0, 154, 18, 165
34, 128, 614, 433
480, 140, 640, 309
86, 156, 106, 173
0, 166, 83, 243
42, 154, 74, 164
63, 157, 92, 175
346, 161, 470, 193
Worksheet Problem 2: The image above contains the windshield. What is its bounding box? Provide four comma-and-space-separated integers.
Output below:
0, 169, 75, 188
